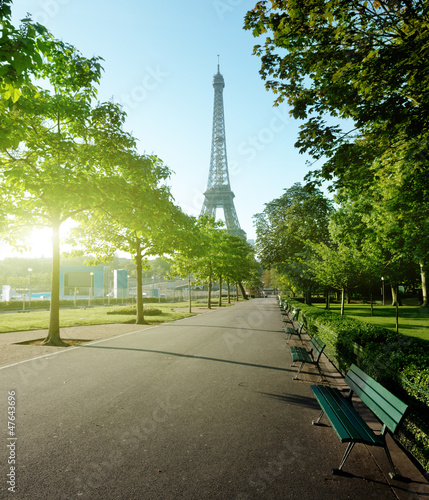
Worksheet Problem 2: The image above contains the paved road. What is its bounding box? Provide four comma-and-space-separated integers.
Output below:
0, 299, 406, 499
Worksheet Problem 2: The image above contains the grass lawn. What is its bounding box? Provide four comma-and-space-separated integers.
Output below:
0, 302, 206, 334
313, 302, 429, 341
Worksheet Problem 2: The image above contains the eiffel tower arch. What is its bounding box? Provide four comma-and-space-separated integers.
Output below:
200, 61, 247, 240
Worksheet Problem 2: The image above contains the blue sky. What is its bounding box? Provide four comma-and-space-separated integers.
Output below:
6, 0, 318, 257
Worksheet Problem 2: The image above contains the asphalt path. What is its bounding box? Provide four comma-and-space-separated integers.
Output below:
0, 299, 399, 499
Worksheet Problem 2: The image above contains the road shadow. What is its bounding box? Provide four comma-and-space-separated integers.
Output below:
258, 391, 321, 410
162, 323, 283, 334
80, 344, 293, 373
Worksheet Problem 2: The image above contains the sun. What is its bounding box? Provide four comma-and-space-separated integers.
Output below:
0, 227, 54, 259
0, 219, 79, 260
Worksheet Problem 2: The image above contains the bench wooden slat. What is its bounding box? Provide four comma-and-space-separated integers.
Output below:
286, 321, 304, 343
290, 345, 312, 363
310, 364, 408, 478
311, 385, 384, 445
290, 335, 325, 379
345, 365, 407, 434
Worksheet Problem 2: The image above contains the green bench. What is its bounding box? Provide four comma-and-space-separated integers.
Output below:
310, 364, 408, 479
282, 306, 299, 325
281, 302, 289, 316
285, 320, 304, 343
290, 334, 325, 379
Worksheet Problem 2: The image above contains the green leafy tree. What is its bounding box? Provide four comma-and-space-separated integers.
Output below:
254, 183, 332, 303
0, 46, 114, 345
244, 0, 429, 185
188, 217, 225, 309
221, 234, 259, 303
309, 242, 380, 315
368, 147, 429, 306
0, 1, 46, 103
68, 148, 187, 324
168, 216, 205, 313
330, 148, 426, 306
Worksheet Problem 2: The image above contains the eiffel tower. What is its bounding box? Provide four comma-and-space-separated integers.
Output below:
200, 59, 247, 240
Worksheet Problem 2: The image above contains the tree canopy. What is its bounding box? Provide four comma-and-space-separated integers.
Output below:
244, 0, 429, 186
254, 182, 332, 302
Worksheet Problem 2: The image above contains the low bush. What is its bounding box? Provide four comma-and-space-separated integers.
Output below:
284, 298, 429, 473
107, 305, 163, 316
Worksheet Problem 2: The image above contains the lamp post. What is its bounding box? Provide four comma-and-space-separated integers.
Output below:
127, 275, 130, 304
381, 277, 385, 306
28, 268, 33, 309
89, 272, 94, 307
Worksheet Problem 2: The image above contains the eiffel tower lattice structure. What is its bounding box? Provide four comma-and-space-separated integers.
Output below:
200, 61, 247, 240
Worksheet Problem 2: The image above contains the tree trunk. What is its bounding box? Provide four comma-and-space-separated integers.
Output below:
227, 280, 231, 304
305, 287, 312, 306
208, 263, 212, 309
391, 285, 402, 306
43, 217, 67, 346
218, 275, 222, 307
235, 283, 239, 301
238, 282, 248, 300
420, 262, 428, 307
325, 289, 330, 310
135, 236, 146, 324
396, 287, 399, 334
340, 288, 345, 316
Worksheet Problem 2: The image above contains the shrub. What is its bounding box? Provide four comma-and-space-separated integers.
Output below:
107, 305, 163, 316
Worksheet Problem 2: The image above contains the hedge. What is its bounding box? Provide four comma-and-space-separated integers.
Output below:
284, 298, 429, 474
0, 296, 169, 311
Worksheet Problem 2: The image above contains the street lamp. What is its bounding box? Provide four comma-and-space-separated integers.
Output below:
381, 277, 385, 306
89, 272, 94, 307
28, 268, 33, 309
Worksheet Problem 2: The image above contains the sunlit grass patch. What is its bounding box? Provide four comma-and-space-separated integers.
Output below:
313, 302, 429, 341
0, 304, 196, 334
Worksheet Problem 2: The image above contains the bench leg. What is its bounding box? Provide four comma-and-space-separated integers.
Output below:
332, 442, 355, 474
312, 409, 324, 425
293, 361, 305, 380
383, 444, 405, 480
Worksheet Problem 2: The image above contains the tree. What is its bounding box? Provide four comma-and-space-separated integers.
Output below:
0, 1, 46, 103
170, 217, 258, 308
367, 148, 429, 306
0, 45, 116, 345
168, 216, 204, 313
245, 1, 429, 308
254, 183, 332, 303
68, 149, 188, 324
330, 149, 426, 307
0, 3, 81, 151
221, 234, 259, 302
244, 0, 429, 183
309, 242, 380, 315
188, 217, 225, 309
